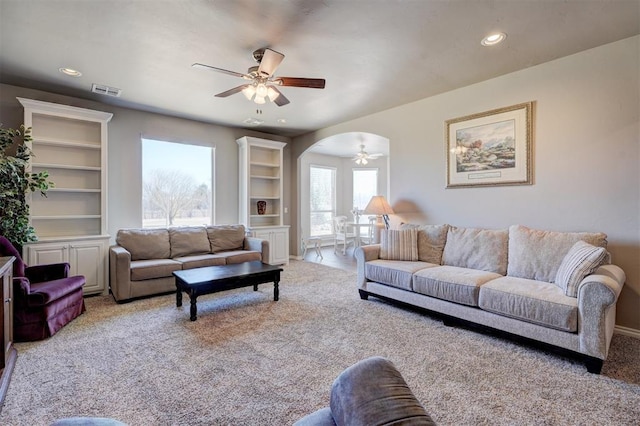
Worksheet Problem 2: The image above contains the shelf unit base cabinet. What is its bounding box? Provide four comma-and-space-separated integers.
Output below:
24, 237, 108, 295
250, 227, 289, 265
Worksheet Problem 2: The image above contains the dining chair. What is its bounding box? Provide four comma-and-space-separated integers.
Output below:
333, 216, 356, 255
358, 216, 377, 245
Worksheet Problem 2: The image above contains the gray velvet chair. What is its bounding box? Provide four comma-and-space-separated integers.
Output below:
295, 356, 436, 426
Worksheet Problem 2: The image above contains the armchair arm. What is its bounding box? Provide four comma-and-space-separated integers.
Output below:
13, 277, 31, 302
109, 245, 132, 302
245, 237, 269, 264
25, 263, 70, 283
577, 264, 626, 359
355, 244, 381, 289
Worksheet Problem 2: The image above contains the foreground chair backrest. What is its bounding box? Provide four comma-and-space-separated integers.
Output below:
295, 356, 436, 426
0, 236, 86, 342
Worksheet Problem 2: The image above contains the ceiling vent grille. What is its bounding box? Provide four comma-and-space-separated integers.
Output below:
91, 83, 122, 97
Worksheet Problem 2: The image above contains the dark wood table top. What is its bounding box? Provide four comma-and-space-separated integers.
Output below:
173, 261, 283, 286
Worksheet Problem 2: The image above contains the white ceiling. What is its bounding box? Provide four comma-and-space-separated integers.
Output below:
1, 0, 638, 140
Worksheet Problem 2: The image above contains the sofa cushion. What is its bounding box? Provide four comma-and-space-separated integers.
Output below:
380, 229, 418, 261
169, 226, 210, 258
130, 259, 182, 281
442, 226, 508, 275
555, 241, 608, 297
207, 225, 246, 253
116, 229, 171, 260
478, 276, 578, 332
413, 265, 502, 307
400, 224, 449, 264
365, 260, 435, 291
174, 254, 227, 269
507, 225, 608, 283
219, 250, 262, 264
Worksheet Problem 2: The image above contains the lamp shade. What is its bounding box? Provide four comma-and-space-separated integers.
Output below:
363, 196, 394, 216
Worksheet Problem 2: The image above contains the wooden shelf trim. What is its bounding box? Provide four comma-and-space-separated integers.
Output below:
32, 163, 101, 172
32, 136, 101, 150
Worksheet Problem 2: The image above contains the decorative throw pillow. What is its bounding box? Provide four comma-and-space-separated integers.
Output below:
399, 223, 449, 264
555, 240, 608, 297
380, 229, 418, 261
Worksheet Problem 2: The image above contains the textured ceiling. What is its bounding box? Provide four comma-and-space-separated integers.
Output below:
1, 0, 638, 138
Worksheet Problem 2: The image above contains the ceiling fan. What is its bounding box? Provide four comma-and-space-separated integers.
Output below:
353, 144, 383, 165
192, 48, 326, 107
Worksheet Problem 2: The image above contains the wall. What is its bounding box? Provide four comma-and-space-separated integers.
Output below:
291, 36, 640, 332
0, 84, 291, 243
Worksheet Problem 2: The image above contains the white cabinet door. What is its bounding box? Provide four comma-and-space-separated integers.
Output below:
250, 227, 289, 265
24, 238, 107, 295
69, 241, 106, 295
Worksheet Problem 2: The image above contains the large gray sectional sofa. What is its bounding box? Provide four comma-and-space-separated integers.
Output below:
109, 225, 268, 302
355, 224, 626, 373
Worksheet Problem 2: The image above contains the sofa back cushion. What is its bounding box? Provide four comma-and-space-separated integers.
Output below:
399, 224, 449, 264
380, 229, 418, 261
169, 226, 210, 258
207, 225, 246, 253
116, 228, 171, 260
507, 225, 608, 283
442, 226, 509, 275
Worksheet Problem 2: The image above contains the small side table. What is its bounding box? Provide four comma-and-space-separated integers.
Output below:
302, 237, 323, 258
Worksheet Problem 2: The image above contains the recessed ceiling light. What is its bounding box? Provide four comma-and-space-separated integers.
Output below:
481, 32, 507, 46
277, 118, 287, 124
59, 67, 82, 77
243, 117, 264, 126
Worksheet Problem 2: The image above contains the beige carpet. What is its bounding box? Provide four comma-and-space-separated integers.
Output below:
1, 260, 639, 425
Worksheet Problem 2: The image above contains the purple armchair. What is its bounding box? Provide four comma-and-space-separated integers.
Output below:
0, 236, 86, 342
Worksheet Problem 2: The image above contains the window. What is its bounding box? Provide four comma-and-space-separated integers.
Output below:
353, 168, 378, 211
309, 165, 336, 237
142, 138, 214, 227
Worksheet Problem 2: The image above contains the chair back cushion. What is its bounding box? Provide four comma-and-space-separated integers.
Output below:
0, 236, 26, 277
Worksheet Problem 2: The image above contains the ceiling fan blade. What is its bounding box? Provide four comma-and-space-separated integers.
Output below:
192, 63, 251, 79
258, 48, 285, 77
269, 86, 290, 106
215, 85, 249, 98
275, 77, 326, 89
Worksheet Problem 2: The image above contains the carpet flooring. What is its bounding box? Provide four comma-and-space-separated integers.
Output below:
1, 260, 639, 425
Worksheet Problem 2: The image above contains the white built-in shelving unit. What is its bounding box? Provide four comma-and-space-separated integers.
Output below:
18, 97, 112, 295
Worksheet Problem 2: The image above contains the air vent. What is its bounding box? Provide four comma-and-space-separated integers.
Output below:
91, 83, 122, 97
243, 117, 264, 126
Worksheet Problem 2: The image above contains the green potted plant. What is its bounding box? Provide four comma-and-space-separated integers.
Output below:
0, 124, 53, 248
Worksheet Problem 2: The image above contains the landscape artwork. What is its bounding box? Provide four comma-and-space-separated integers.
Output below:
455, 119, 516, 173
446, 102, 533, 188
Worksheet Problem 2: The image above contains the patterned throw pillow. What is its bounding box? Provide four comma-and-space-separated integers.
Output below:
380, 229, 418, 261
555, 240, 608, 297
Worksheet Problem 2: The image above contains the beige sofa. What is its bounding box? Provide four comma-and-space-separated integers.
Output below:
355, 224, 626, 373
109, 225, 268, 302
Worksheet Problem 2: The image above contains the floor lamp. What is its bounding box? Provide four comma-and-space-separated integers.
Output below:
363, 195, 394, 244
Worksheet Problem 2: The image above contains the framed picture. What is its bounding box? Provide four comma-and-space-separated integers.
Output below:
445, 102, 533, 188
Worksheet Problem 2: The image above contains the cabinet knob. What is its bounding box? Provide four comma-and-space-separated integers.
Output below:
4, 298, 10, 303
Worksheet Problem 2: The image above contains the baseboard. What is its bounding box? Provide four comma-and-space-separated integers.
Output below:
614, 325, 640, 339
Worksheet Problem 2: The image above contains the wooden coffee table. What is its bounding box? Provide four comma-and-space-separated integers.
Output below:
173, 261, 283, 321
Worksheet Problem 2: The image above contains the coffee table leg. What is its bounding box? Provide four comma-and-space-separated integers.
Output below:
273, 279, 279, 301
176, 287, 182, 307
190, 294, 198, 321
253, 284, 258, 291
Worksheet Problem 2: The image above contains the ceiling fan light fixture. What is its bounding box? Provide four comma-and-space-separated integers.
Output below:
254, 95, 266, 105
256, 83, 268, 98
242, 85, 256, 100
267, 86, 280, 102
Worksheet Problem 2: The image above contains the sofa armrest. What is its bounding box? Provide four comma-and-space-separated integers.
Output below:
109, 245, 132, 302
577, 264, 625, 359
25, 263, 70, 283
329, 356, 435, 426
355, 244, 381, 289
245, 237, 269, 264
